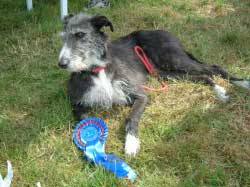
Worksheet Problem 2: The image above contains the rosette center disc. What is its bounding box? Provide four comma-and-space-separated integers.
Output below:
73, 117, 108, 151
81, 125, 100, 143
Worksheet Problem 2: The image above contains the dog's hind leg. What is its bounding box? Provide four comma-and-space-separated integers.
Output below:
168, 51, 250, 90
167, 46, 249, 90
182, 52, 249, 90
125, 93, 148, 156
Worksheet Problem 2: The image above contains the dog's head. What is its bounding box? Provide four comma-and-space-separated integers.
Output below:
58, 13, 113, 72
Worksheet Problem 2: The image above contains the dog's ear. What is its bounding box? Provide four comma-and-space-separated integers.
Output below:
63, 14, 74, 27
90, 16, 114, 32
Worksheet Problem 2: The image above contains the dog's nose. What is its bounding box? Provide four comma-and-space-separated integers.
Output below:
58, 59, 68, 69
58, 63, 68, 69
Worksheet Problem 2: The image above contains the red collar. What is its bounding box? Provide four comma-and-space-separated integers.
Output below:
91, 64, 107, 73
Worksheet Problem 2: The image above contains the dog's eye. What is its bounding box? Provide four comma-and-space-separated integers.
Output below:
74, 32, 86, 38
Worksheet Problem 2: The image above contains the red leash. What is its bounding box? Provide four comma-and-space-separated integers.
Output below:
134, 46, 168, 92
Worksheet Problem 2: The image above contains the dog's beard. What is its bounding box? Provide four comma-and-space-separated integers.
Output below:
67, 56, 87, 72
65, 49, 106, 72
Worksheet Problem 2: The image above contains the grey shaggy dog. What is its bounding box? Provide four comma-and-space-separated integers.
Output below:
58, 13, 250, 156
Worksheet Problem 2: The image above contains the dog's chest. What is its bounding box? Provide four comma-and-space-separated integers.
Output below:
81, 70, 129, 107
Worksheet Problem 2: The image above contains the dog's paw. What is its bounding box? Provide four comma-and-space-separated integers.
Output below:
125, 133, 140, 156
213, 85, 229, 102
232, 80, 250, 90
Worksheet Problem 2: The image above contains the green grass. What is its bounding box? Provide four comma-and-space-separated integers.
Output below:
0, 0, 250, 186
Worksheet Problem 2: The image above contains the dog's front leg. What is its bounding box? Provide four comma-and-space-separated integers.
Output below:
125, 94, 148, 156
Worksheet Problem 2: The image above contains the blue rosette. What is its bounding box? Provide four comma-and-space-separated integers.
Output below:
72, 117, 136, 181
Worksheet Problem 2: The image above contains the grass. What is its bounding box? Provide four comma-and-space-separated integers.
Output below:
0, 0, 250, 186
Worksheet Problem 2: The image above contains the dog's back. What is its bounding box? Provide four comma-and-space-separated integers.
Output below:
110, 30, 205, 75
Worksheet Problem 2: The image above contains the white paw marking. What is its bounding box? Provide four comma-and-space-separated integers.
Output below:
232, 80, 250, 90
125, 133, 140, 156
213, 85, 229, 102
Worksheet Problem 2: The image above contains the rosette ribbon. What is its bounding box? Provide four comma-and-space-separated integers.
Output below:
73, 117, 136, 181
